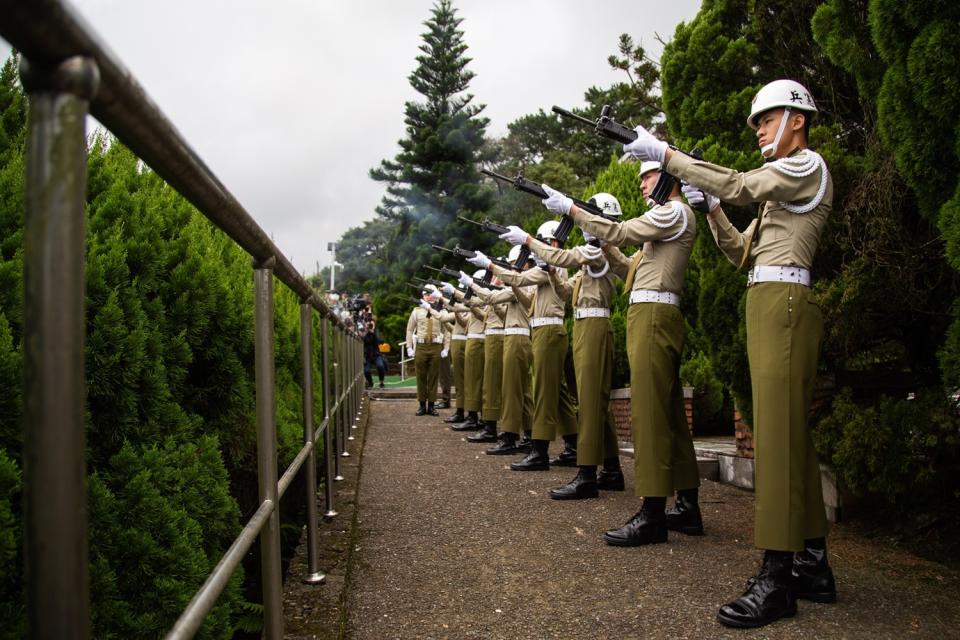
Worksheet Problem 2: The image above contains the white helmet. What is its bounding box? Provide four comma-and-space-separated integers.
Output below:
472, 269, 486, 280
589, 192, 622, 217
638, 161, 661, 178
749, 80, 817, 158
507, 244, 523, 262
537, 220, 560, 241
747, 79, 817, 129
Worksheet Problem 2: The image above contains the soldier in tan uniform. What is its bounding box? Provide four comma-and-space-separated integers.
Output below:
624, 79, 836, 628
548, 162, 701, 548
405, 286, 445, 416
436, 312, 453, 409
458, 269, 508, 443
466, 244, 536, 454
501, 194, 628, 500
445, 271, 489, 432
439, 284, 471, 424
485, 221, 579, 470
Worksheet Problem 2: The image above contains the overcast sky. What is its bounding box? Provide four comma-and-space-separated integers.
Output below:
3, 0, 702, 275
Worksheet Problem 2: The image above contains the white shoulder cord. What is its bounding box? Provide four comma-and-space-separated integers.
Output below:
585, 259, 610, 279
645, 200, 689, 242
771, 149, 828, 214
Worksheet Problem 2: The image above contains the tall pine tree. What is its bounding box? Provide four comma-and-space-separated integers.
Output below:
368, 0, 492, 281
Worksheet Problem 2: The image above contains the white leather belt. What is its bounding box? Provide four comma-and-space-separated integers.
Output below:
748, 265, 810, 287
629, 289, 680, 306
530, 317, 564, 328
451, 335, 468, 341
485, 328, 505, 336
503, 327, 530, 337
466, 332, 486, 340
416, 335, 444, 344
574, 307, 610, 319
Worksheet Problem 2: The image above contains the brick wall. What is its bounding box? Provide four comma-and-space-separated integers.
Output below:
611, 386, 694, 445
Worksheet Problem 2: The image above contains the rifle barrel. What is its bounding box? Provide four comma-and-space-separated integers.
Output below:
551, 105, 596, 127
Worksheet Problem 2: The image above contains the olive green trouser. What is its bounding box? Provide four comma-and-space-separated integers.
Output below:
627, 303, 699, 497
573, 317, 618, 466
414, 342, 442, 403
482, 334, 504, 421
500, 334, 533, 435
747, 283, 828, 551
451, 338, 467, 410
463, 338, 485, 413
531, 324, 578, 441
439, 346, 452, 400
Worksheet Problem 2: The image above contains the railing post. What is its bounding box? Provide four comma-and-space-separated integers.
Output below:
339, 330, 351, 458
20, 55, 99, 640
332, 326, 344, 480
347, 335, 356, 442
300, 302, 325, 585
321, 316, 337, 517
253, 259, 283, 639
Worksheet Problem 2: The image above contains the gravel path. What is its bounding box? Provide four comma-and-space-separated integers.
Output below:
325, 397, 960, 639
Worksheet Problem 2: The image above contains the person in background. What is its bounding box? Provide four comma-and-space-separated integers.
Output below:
363, 319, 386, 389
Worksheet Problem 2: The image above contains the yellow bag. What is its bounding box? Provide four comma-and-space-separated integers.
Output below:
378, 343, 391, 354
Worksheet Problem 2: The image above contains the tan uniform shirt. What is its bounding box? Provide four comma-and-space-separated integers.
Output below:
531, 239, 624, 309
451, 290, 487, 335
469, 284, 507, 330
577, 199, 696, 294
491, 263, 568, 319
666, 148, 832, 269
479, 284, 536, 330
405, 306, 443, 352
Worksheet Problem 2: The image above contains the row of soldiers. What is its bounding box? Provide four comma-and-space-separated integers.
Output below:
404, 79, 836, 629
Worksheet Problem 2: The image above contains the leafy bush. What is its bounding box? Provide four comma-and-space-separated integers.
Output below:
814, 388, 960, 505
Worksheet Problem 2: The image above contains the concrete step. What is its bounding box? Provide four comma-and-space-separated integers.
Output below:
621, 447, 720, 482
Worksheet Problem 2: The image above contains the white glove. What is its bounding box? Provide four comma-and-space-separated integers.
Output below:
541, 184, 573, 215
408, 343, 415, 357
441, 282, 456, 296
420, 300, 432, 311
622, 125, 667, 163
681, 182, 720, 212
441, 348, 449, 358
576, 244, 604, 262
467, 250, 491, 269
498, 225, 529, 246
458, 270, 474, 287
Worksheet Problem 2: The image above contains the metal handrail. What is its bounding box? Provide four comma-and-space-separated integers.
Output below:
0, 0, 338, 321
1, 0, 367, 638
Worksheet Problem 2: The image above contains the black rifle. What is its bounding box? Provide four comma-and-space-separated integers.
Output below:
457, 214, 509, 236
551, 104, 710, 213
479, 169, 618, 221
431, 243, 515, 272
457, 215, 536, 270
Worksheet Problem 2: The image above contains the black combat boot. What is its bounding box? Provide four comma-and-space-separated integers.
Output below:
793, 538, 836, 603
510, 439, 550, 471
435, 398, 450, 409
718, 550, 797, 628
451, 411, 482, 431
415, 402, 427, 416
443, 408, 466, 424
426, 402, 439, 417
485, 431, 519, 455
597, 456, 625, 491
515, 430, 534, 453
549, 466, 599, 500
549, 433, 578, 467
466, 420, 498, 443
666, 487, 704, 536
602, 497, 668, 546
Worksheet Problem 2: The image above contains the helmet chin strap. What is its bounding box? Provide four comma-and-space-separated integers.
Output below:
760, 107, 791, 159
